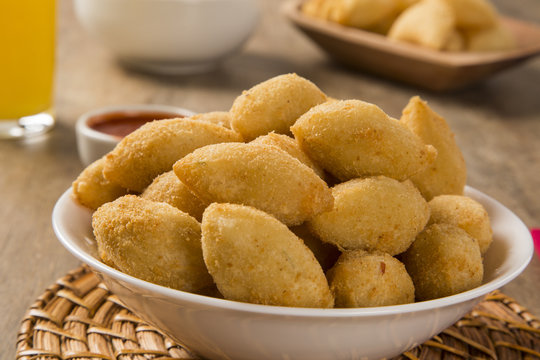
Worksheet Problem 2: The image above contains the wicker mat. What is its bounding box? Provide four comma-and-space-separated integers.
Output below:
16, 265, 540, 360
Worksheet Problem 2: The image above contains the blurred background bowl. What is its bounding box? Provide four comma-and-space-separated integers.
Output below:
74, 0, 260, 74
52, 186, 533, 360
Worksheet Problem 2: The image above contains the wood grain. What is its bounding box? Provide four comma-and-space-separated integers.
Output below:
1, 0, 539, 359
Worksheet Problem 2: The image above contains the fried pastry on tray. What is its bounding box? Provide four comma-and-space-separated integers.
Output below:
388, 0, 456, 50
465, 22, 515, 52
444, 0, 497, 30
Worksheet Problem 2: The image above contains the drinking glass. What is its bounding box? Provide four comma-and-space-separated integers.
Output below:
0, 0, 56, 139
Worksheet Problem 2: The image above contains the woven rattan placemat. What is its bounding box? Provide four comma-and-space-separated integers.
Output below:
16, 265, 540, 360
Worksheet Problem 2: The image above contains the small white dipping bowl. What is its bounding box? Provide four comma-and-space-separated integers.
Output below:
52, 187, 533, 360
75, 104, 195, 166
74, 0, 260, 74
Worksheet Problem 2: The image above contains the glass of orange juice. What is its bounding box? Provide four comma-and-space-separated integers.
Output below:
0, 0, 56, 139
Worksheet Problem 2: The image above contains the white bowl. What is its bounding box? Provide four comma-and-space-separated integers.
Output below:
52, 187, 533, 360
75, 104, 195, 166
74, 0, 260, 74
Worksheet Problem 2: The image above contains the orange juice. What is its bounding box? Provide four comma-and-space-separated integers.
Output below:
0, 0, 55, 119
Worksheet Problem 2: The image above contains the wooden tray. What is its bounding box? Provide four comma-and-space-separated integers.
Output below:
282, 0, 540, 91
16, 265, 540, 359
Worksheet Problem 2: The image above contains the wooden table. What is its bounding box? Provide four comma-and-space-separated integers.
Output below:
1, 0, 539, 358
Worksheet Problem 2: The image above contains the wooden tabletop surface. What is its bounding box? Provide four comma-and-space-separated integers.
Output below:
2, 0, 539, 358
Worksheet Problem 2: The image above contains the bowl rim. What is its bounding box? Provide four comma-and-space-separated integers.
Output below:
76, 104, 196, 144
53, 186, 533, 318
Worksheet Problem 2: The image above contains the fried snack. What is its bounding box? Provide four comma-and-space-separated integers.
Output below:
201, 203, 334, 308
443, 29, 466, 51
72, 157, 128, 210
388, 0, 456, 50
402, 223, 483, 301
444, 0, 497, 30
327, 250, 415, 307
103, 118, 242, 192
465, 22, 515, 52
190, 111, 232, 129
301, 0, 332, 19
92, 195, 213, 293
230, 73, 327, 141
251, 132, 325, 178
174, 142, 333, 226
141, 170, 208, 222
291, 100, 437, 182
365, 10, 401, 35
400, 96, 466, 200
395, 0, 421, 12
308, 176, 430, 255
327, 0, 397, 29
290, 223, 341, 271
428, 195, 493, 254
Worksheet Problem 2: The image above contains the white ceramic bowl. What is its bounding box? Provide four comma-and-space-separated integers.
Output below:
75, 104, 195, 166
74, 0, 260, 74
52, 187, 533, 360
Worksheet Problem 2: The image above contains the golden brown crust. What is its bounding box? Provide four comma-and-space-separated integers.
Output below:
308, 176, 430, 255
92, 195, 213, 293
428, 194, 493, 254
201, 203, 334, 308
230, 73, 327, 141
141, 170, 208, 222
103, 118, 243, 192
173, 142, 333, 226
190, 111, 232, 129
251, 132, 325, 179
72, 157, 128, 210
402, 223, 483, 301
400, 96, 467, 200
289, 223, 341, 272
291, 99, 437, 182
327, 250, 415, 307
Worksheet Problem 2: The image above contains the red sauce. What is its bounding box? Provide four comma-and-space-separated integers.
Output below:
88, 110, 185, 138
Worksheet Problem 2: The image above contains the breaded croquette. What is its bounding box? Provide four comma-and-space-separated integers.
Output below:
308, 176, 430, 255
72, 157, 128, 210
174, 142, 333, 226
92, 195, 213, 293
291, 99, 437, 182
141, 170, 208, 221
328, 250, 415, 307
201, 203, 334, 308
230, 73, 327, 141
103, 118, 242, 192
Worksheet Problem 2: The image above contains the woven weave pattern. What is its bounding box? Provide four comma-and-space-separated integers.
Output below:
16, 266, 540, 360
